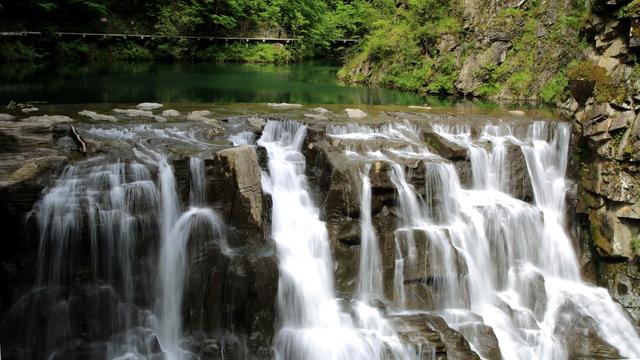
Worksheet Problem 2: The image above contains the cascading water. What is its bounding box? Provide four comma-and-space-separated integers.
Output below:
259, 120, 416, 360
20, 124, 230, 360
328, 120, 640, 359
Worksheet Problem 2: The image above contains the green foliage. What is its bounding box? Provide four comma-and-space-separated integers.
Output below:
619, 0, 640, 18
55, 40, 91, 61
0, 41, 44, 62
195, 44, 292, 63
632, 236, 640, 255
539, 73, 568, 103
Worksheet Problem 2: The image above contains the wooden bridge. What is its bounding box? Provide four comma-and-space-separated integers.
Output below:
0, 31, 357, 45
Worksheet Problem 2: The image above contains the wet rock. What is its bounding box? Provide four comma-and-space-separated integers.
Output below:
78, 110, 117, 122
457, 322, 501, 360
211, 146, 264, 245
345, 108, 367, 119
386, 228, 470, 310
247, 116, 266, 131
162, 109, 181, 117
136, 102, 163, 110
504, 144, 534, 202
311, 107, 330, 114
304, 113, 328, 120
510, 266, 547, 320
266, 103, 302, 109
390, 313, 481, 360
21, 107, 38, 113
0, 114, 16, 121
187, 111, 224, 133
113, 108, 165, 122
422, 131, 467, 160
554, 300, 621, 359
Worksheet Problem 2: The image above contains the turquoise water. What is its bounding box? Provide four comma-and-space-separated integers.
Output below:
0, 61, 429, 105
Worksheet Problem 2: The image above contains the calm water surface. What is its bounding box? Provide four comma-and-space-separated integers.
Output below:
0, 61, 429, 105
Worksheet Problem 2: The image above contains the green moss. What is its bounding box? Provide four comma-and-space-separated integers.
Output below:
632, 236, 640, 255
568, 60, 625, 103
619, 0, 640, 18
539, 73, 568, 103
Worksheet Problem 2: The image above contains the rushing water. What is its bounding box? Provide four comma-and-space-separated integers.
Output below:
259, 120, 415, 360
328, 120, 640, 359
5, 99, 640, 360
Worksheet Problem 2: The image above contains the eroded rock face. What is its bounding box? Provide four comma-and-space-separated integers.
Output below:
554, 301, 622, 359
389, 313, 481, 360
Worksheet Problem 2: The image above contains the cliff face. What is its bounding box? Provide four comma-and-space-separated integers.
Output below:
563, 1, 640, 325
339, 0, 586, 101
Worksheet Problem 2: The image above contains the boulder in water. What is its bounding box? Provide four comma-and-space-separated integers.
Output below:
0, 113, 16, 121
266, 102, 302, 109
162, 109, 181, 117
136, 102, 163, 110
78, 110, 117, 122
345, 108, 367, 118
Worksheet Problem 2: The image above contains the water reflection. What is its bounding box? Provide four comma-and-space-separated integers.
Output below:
0, 61, 431, 105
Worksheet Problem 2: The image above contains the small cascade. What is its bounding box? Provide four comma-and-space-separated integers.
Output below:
189, 157, 207, 206
259, 120, 416, 360
329, 119, 640, 360
21, 123, 229, 359
358, 163, 383, 301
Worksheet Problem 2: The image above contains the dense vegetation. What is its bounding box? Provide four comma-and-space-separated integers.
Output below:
0, 0, 392, 62
3, 0, 640, 105
337, 0, 593, 102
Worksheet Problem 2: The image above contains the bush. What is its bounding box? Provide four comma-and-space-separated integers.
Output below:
195, 44, 293, 64
55, 41, 91, 61
0, 41, 43, 61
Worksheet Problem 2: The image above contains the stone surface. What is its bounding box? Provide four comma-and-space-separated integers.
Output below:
136, 102, 163, 110
0, 114, 16, 121
79, 110, 117, 122
162, 109, 181, 117
266, 103, 302, 109
345, 108, 367, 119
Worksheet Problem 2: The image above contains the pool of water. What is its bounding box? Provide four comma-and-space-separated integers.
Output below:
0, 61, 431, 105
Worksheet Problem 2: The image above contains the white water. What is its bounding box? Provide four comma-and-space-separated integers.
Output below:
328, 120, 640, 359
259, 120, 416, 360
358, 163, 383, 301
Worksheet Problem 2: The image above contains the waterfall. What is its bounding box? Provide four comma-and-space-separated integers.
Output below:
358, 163, 383, 301
259, 120, 415, 360
330, 120, 640, 360
189, 157, 207, 206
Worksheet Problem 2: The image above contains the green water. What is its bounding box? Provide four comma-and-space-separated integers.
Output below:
0, 61, 430, 105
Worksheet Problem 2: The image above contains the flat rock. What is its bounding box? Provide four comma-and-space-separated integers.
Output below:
161, 109, 181, 117
247, 115, 266, 130
22, 115, 75, 125
312, 107, 330, 114
136, 102, 163, 110
345, 108, 367, 118
304, 113, 328, 120
113, 108, 154, 118
267, 103, 302, 109
0, 114, 16, 121
21, 107, 38, 113
408, 105, 432, 110
508, 110, 526, 116
78, 110, 117, 122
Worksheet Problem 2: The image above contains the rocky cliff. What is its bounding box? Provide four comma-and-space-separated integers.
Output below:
564, 0, 640, 325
